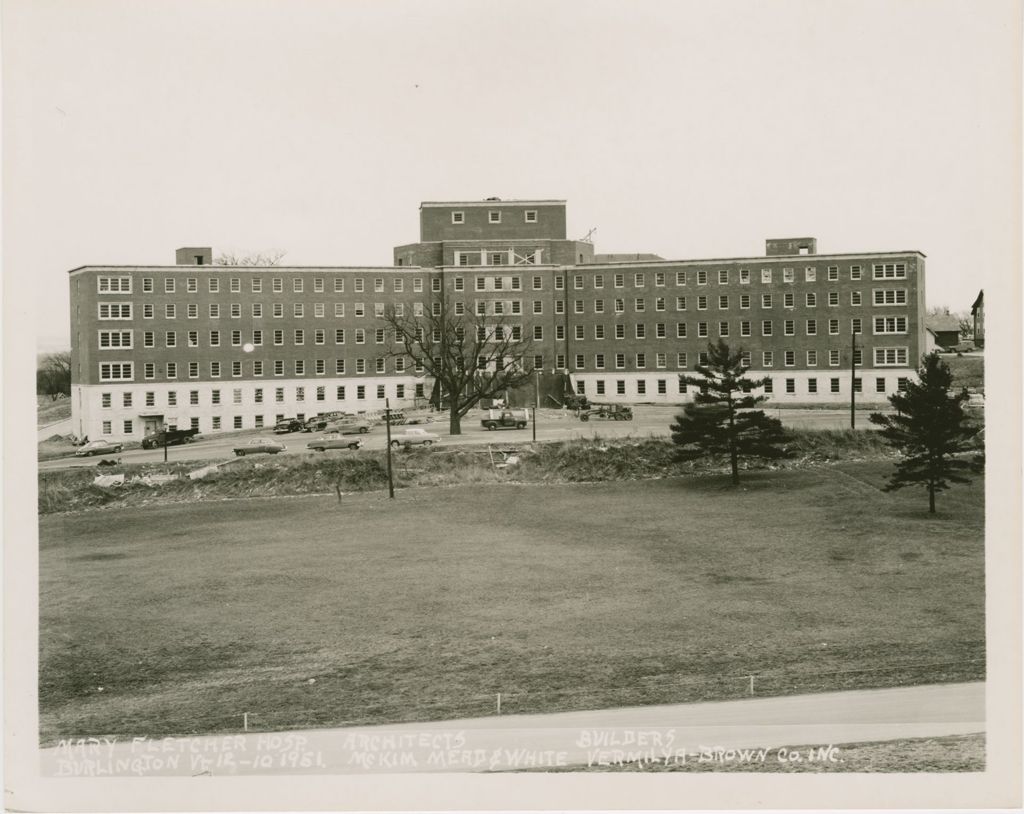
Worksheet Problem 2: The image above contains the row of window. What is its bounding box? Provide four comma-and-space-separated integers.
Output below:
101, 381, 422, 410
450, 209, 538, 224
95, 289, 909, 323
99, 314, 909, 353
97, 345, 910, 384
575, 375, 909, 398
564, 346, 908, 370
93, 264, 913, 300
107, 275, 436, 295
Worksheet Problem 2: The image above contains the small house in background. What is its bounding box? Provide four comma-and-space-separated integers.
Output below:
971, 290, 984, 348
925, 314, 963, 352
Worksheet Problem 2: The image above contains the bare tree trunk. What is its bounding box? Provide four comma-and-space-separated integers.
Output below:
449, 410, 462, 435
928, 481, 936, 514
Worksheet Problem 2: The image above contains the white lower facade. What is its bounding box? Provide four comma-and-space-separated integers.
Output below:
71, 376, 429, 441
72, 367, 918, 441
570, 367, 917, 405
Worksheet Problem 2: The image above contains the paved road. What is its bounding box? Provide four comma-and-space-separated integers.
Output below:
41, 681, 982, 776
38, 406, 887, 472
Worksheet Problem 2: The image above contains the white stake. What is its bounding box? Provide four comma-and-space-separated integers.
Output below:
497, 693, 501, 715
749, 676, 755, 696
243, 712, 249, 731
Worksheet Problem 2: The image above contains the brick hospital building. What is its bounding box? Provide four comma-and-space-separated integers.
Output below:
68, 199, 925, 440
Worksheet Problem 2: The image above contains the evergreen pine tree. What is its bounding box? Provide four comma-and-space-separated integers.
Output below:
671, 340, 787, 485
869, 352, 983, 513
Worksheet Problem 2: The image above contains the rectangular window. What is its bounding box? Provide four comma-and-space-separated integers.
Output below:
874, 347, 909, 366
718, 322, 729, 337
805, 292, 817, 307
783, 268, 795, 283
763, 351, 774, 367
761, 294, 772, 309
675, 271, 687, 286
98, 362, 133, 381
873, 316, 908, 334
676, 296, 686, 311
829, 349, 841, 366
637, 380, 646, 394
852, 318, 863, 335
873, 289, 908, 306
98, 330, 133, 349
872, 263, 907, 280
634, 272, 645, 287
761, 268, 772, 284
635, 324, 646, 339
718, 269, 729, 285
850, 265, 862, 281
696, 271, 707, 285
827, 266, 839, 281
850, 291, 862, 306
785, 378, 796, 393
676, 323, 687, 338
831, 378, 841, 393
676, 352, 688, 368
829, 319, 840, 335
98, 303, 133, 320
697, 296, 707, 311
828, 291, 839, 306
142, 278, 154, 293
762, 320, 773, 336
806, 319, 817, 336
739, 269, 750, 284
784, 350, 795, 367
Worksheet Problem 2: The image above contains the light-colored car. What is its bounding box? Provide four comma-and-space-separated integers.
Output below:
307, 434, 363, 452
233, 438, 287, 456
389, 428, 440, 448
327, 420, 372, 435
74, 440, 124, 457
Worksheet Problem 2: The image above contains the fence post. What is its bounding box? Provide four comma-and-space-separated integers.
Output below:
496, 693, 501, 715
243, 712, 249, 731
748, 675, 755, 696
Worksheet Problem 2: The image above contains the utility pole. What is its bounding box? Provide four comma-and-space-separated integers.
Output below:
384, 399, 395, 499
850, 327, 857, 429
532, 369, 538, 443
163, 423, 168, 463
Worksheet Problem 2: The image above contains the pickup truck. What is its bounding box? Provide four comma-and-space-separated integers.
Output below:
480, 409, 529, 430
140, 428, 200, 449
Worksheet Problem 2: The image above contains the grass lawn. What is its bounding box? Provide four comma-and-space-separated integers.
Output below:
39, 462, 984, 743
37, 395, 72, 429
943, 352, 984, 392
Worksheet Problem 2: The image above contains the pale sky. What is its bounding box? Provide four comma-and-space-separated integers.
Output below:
4, 0, 1021, 350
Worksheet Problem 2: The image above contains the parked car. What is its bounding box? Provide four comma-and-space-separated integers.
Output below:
140, 428, 200, 449
74, 440, 124, 457
307, 434, 363, 452
389, 428, 440, 448
273, 418, 305, 434
326, 419, 372, 435
302, 411, 349, 432
233, 439, 287, 456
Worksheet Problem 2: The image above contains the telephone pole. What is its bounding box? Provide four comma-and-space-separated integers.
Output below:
384, 399, 395, 499
850, 328, 857, 429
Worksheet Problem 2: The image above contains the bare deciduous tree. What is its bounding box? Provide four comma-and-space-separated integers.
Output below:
37, 351, 72, 400
215, 250, 287, 266
379, 297, 536, 435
